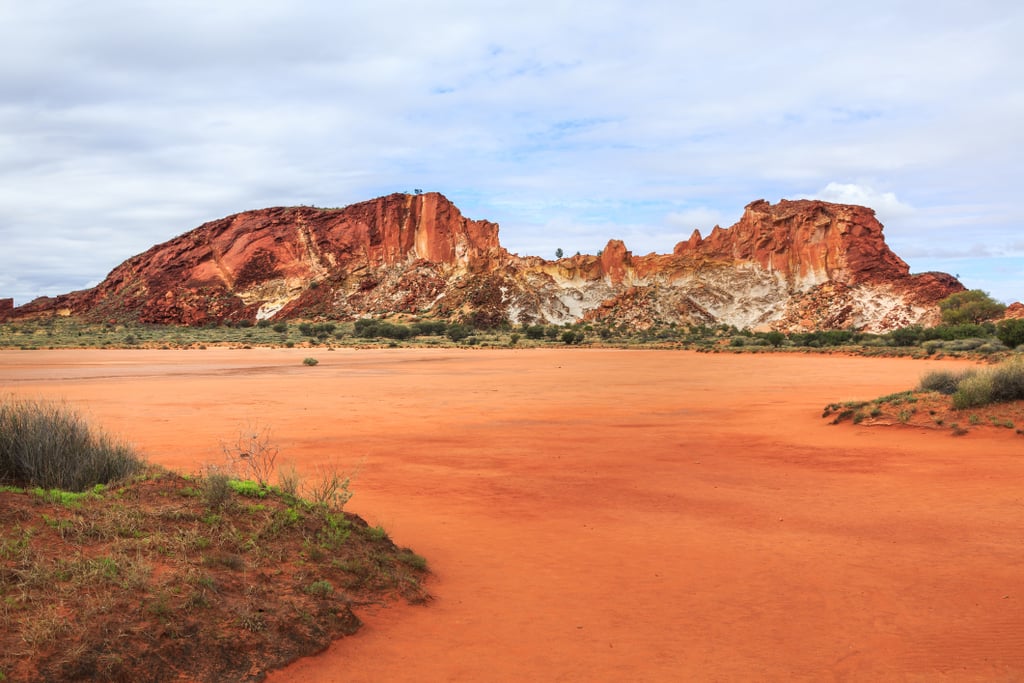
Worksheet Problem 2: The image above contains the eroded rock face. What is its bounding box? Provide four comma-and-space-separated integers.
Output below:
7, 194, 965, 332
1004, 302, 1024, 319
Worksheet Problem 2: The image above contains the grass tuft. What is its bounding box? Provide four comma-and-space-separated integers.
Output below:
0, 397, 144, 491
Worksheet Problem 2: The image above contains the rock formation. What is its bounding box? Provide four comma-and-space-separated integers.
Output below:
1004, 302, 1024, 320
6, 193, 965, 332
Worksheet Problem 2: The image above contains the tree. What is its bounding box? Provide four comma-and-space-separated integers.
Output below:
939, 290, 1006, 325
554, 248, 564, 259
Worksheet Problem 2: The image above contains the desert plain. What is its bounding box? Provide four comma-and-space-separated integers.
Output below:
2, 347, 1022, 681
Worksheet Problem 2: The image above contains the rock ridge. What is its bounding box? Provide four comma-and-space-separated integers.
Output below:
8, 193, 967, 332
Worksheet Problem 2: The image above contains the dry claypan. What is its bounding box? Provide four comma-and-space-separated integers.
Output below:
3, 348, 1023, 681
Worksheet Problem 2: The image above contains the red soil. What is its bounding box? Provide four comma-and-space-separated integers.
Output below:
3, 348, 1022, 681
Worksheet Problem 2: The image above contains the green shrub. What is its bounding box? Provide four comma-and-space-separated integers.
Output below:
0, 397, 144, 491
446, 324, 471, 342
996, 318, 1024, 349
952, 373, 994, 410
302, 357, 319, 366
227, 479, 268, 498
887, 325, 925, 347
524, 325, 546, 340
411, 320, 447, 336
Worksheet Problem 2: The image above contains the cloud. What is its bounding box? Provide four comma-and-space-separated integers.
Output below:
1, 2, 1023, 304
802, 182, 916, 222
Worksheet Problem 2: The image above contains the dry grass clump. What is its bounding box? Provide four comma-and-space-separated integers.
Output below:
917, 368, 978, 395
919, 361, 1024, 409
0, 397, 145, 491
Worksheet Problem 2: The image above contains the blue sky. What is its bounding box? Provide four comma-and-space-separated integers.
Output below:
2, 1, 1022, 305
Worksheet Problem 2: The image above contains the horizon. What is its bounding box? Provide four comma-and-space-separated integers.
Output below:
2, 3, 1021, 305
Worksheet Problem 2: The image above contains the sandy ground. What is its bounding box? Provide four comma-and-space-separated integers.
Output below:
2, 348, 1022, 682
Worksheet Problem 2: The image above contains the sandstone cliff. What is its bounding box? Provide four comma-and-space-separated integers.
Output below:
8, 193, 965, 332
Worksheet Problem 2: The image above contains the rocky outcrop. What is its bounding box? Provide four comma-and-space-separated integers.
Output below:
1004, 302, 1024, 319
6, 194, 965, 332
0, 298, 12, 322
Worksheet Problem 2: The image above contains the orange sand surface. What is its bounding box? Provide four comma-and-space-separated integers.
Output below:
2, 348, 1022, 681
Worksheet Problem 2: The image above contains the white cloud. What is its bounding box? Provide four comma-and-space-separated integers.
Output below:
1, 2, 1023, 304
803, 183, 916, 223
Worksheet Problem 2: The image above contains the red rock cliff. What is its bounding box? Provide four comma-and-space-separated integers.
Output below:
673, 199, 911, 287
8, 194, 965, 332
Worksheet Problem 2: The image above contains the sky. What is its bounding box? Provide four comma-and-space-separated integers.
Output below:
2, 1, 1023, 306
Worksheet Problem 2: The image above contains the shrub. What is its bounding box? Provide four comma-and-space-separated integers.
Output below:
952, 373, 994, 410
303, 357, 319, 366
524, 325, 546, 340
990, 361, 1024, 403
272, 322, 288, 333
376, 323, 411, 340
201, 470, 232, 508
221, 424, 279, 486
277, 461, 302, 497
996, 318, 1024, 349
887, 325, 925, 347
446, 324, 471, 342
411, 320, 447, 336
918, 369, 977, 395
0, 397, 144, 491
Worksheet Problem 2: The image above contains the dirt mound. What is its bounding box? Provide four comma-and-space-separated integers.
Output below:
0, 470, 428, 682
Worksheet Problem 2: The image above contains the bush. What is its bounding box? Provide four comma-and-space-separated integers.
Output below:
887, 325, 925, 347
996, 318, 1024, 349
524, 325, 546, 340
302, 357, 319, 366
919, 369, 977, 395
411, 320, 447, 336
202, 471, 232, 508
990, 361, 1024, 403
446, 324, 471, 342
0, 397, 145, 491
952, 374, 994, 409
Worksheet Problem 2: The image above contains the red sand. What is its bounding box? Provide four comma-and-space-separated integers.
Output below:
3, 348, 1022, 681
